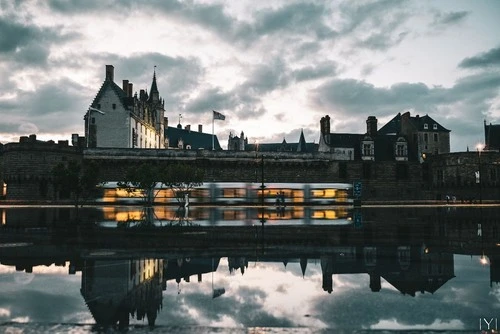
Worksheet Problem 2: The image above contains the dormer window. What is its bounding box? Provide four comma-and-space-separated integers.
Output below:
424, 123, 428, 130
395, 137, 408, 161
361, 136, 375, 161
433, 124, 437, 130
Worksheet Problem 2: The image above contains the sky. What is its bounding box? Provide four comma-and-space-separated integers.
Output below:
0, 0, 499, 152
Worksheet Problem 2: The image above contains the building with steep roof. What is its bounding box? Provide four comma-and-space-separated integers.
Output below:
86, 65, 165, 148
378, 112, 450, 161
318, 112, 450, 162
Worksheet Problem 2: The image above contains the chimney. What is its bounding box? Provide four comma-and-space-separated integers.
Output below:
185, 125, 191, 131
366, 116, 378, 137
122, 80, 129, 96
198, 124, 203, 133
128, 83, 133, 98
72, 134, 79, 146
320, 115, 331, 135
105, 65, 114, 81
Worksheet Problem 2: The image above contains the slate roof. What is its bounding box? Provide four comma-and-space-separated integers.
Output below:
379, 112, 450, 135
90, 78, 133, 110
245, 141, 318, 153
165, 126, 222, 150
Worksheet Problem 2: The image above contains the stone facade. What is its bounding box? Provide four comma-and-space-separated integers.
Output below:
87, 65, 165, 149
2, 135, 82, 200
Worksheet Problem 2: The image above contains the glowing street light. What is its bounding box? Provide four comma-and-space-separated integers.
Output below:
476, 143, 484, 204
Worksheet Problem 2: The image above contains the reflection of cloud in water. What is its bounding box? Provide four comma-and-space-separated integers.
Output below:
371, 318, 465, 331
14, 272, 35, 285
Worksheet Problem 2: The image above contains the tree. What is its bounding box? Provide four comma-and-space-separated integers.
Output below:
161, 164, 204, 204
117, 163, 204, 206
52, 160, 101, 206
117, 163, 163, 206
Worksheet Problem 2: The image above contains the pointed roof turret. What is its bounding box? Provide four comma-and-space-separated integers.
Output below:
149, 66, 159, 103
297, 129, 307, 152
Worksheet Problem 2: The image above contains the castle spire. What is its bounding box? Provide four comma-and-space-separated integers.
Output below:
297, 129, 307, 152
149, 65, 159, 103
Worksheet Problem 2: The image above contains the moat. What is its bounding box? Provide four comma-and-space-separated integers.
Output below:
0, 205, 499, 333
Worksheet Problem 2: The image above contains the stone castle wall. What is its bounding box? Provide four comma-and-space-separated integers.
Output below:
2, 144, 500, 202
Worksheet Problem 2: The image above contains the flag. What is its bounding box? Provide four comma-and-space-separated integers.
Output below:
212, 287, 225, 298
213, 110, 225, 121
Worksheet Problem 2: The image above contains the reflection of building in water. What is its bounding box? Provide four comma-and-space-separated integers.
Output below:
164, 257, 220, 288
228, 257, 248, 275
320, 245, 454, 296
228, 245, 455, 296
80, 258, 164, 330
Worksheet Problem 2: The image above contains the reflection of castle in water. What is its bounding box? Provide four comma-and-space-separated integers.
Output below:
77, 256, 221, 330
80, 258, 164, 330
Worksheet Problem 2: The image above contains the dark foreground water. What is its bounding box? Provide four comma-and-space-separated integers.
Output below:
0, 205, 499, 333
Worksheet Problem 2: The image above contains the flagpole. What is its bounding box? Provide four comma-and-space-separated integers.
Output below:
212, 113, 214, 150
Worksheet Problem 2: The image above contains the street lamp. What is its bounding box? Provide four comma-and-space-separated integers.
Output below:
86, 107, 105, 148
476, 143, 484, 204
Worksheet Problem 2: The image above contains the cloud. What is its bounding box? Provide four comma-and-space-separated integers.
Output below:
292, 61, 338, 82
458, 46, 500, 69
432, 10, 470, 27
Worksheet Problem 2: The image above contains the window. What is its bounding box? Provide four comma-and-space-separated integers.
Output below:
112, 103, 116, 109
434, 133, 438, 142
396, 144, 406, 156
363, 143, 373, 156
433, 124, 437, 130
424, 123, 428, 129
424, 133, 428, 142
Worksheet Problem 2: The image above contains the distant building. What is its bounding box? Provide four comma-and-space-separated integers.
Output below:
86, 65, 165, 148
318, 111, 450, 162
164, 119, 222, 150
379, 112, 451, 161
227, 129, 317, 153
484, 120, 500, 151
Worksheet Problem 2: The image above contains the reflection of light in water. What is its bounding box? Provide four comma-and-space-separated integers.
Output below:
14, 272, 35, 285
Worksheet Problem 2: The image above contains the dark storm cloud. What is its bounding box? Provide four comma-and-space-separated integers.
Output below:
458, 46, 500, 69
